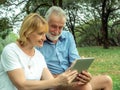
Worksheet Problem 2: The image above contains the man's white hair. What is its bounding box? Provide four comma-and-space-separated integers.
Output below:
45, 6, 66, 22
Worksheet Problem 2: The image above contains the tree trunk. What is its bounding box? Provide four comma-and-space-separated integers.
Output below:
101, 0, 109, 49
59, 0, 62, 7
52, 0, 57, 6
71, 25, 77, 44
101, 18, 109, 49
52, 0, 62, 8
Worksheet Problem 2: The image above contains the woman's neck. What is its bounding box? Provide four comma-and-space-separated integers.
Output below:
16, 41, 35, 56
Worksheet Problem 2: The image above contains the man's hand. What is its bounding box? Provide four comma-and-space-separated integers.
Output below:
72, 71, 92, 86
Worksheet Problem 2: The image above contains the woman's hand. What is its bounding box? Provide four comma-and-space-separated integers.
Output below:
56, 70, 78, 86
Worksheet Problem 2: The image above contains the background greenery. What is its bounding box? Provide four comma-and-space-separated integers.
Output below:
0, 1, 120, 89
0, 32, 18, 54
0, 0, 120, 48
78, 46, 120, 90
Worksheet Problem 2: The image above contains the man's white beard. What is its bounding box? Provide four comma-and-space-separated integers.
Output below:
46, 32, 61, 41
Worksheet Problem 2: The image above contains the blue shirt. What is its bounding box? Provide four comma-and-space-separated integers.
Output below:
37, 31, 80, 74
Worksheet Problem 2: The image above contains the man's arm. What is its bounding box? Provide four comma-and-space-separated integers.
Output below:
68, 32, 80, 64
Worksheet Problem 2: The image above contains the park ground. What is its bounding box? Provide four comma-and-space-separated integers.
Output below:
78, 46, 120, 90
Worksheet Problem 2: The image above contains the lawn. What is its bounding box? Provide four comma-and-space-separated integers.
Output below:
77, 46, 120, 90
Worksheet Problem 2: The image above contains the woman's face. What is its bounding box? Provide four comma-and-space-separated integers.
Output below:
28, 29, 46, 47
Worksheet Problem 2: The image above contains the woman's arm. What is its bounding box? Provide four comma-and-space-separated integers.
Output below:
41, 68, 54, 80
7, 68, 77, 90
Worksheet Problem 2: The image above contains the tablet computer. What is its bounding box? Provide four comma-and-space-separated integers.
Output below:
68, 57, 94, 73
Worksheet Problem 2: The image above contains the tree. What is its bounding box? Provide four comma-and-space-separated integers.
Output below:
65, 3, 80, 43
23, 0, 80, 43
0, 0, 6, 4
78, 0, 120, 48
0, 17, 12, 39
100, 0, 120, 48
0, 0, 81, 43
2, 0, 120, 48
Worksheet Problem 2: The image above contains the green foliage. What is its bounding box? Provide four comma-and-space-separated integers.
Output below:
1, 0, 120, 47
75, 19, 102, 46
0, 17, 13, 39
24, 0, 51, 15
108, 24, 120, 46
0, 32, 18, 54
75, 17, 120, 46
0, 0, 6, 4
75, 0, 120, 48
78, 46, 120, 90
0, 17, 12, 31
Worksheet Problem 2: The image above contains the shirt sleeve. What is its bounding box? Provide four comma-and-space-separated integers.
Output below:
68, 32, 80, 64
1, 45, 22, 71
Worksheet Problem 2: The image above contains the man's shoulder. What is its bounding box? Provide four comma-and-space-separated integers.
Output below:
61, 30, 72, 37
62, 30, 71, 34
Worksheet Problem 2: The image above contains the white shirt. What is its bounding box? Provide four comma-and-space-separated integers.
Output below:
0, 43, 47, 90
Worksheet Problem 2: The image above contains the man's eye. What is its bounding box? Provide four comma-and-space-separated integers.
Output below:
59, 27, 63, 30
52, 26, 56, 28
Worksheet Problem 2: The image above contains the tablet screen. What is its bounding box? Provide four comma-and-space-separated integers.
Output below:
69, 57, 94, 73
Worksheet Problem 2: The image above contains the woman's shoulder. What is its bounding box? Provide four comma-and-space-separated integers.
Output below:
3, 42, 17, 50
2, 42, 18, 54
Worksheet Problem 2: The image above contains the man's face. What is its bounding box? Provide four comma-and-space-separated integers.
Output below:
47, 14, 66, 41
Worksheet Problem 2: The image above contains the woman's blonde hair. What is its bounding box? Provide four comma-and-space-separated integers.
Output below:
17, 13, 48, 46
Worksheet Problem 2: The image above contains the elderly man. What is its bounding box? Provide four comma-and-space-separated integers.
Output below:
37, 6, 113, 90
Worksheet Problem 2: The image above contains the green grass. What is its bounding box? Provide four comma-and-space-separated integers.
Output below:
77, 46, 120, 90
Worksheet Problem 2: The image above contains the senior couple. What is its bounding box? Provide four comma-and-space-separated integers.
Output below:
0, 6, 112, 90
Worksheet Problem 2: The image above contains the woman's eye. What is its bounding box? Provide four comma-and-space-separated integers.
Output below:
38, 32, 45, 36
38, 32, 43, 35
